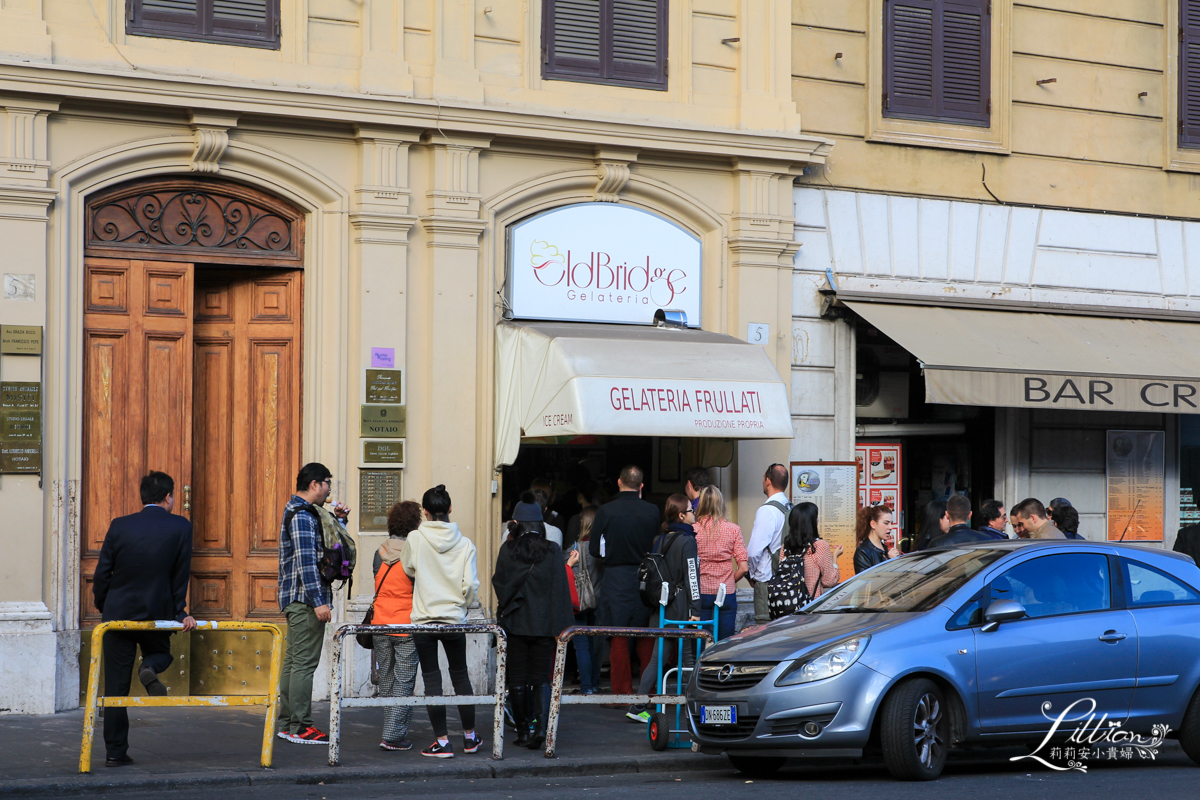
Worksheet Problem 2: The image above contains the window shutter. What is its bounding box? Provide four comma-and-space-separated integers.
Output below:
884, 0, 989, 125
129, 0, 278, 48
609, 0, 667, 87
1182, 0, 1200, 147
211, 0, 272, 40
939, 0, 989, 124
885, 0, 937, 118
545, 0, 604, 80
135, 0, 202, 38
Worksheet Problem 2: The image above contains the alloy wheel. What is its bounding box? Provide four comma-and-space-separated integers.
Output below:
912, 692, 944, 769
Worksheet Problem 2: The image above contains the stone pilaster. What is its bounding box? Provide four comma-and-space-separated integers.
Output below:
360, 0, 414, 96
0, 95, 57, 716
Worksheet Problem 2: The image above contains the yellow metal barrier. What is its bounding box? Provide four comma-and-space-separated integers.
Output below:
79, 620, 284, 773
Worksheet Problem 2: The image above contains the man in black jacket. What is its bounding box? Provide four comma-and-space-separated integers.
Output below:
589, 465, 659, 696
92, 471, 195, 767
929, 494, 992, 548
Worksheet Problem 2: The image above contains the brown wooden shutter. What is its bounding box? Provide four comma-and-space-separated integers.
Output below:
545, 0, 604, 81
1182, 0, 1200, 147
884, 0, 989, 125
211, 0, 273, 42
940, 0, 990, 124
609, 0, 667, 88
544, 0, 667, 89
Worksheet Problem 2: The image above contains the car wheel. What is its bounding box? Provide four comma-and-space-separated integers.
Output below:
880, 677, 949, 781
649, 712, 670, 751
727, 755, 786, 777
1180, 688, 1200, 764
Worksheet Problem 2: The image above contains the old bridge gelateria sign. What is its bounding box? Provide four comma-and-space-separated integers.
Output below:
507, 203, 702, 327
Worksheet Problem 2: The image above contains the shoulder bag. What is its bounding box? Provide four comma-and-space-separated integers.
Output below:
357, 561, 398, 650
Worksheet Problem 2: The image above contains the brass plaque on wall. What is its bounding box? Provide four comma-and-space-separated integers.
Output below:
0, 408, 40, 440
365, 369, 403, 404
1, 444, 41, 472
1, 382, 40, 409
360, 404, 406, 438
364, 440, 405, 465
360, 469, 402, 531
0, 326, 42, 355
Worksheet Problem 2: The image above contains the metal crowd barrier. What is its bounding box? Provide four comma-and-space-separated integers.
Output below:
543, 625, 714, 758
328, 623, 508, 764
79, 620, 284, 773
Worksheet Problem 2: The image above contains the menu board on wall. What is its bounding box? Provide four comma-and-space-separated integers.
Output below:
1107, 430, 1165, 542
790, 462, 858, 578
856, 442, 902, 527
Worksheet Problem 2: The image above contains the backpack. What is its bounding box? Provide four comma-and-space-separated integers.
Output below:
283, 503, 358, 588
637, 532, 683, 609
767, 548, 812, 619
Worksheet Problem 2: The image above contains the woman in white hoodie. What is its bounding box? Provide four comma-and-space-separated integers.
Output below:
402, 484, 481, 759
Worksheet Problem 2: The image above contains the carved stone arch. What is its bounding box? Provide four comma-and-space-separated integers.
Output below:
85, 176, 305, 267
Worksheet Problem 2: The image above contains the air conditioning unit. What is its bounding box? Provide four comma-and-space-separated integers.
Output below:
856, 348, 909, 419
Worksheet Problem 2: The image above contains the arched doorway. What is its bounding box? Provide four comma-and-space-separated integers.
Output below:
80, 177, 305, 634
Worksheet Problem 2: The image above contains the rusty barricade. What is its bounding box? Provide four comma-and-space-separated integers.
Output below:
79, 620, 284, 773
543, 625, 713, 758
328, 623, 508, 764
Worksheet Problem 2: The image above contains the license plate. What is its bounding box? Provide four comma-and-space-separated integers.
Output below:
701, 705, 737, 725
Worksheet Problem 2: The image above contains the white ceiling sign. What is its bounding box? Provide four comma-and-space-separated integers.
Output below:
508, 203, 702, 327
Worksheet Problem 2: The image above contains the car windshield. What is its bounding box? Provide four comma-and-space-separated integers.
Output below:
807, 549, 1006, 613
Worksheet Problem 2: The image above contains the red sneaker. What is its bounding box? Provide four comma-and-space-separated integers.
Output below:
293, 726, 329, 745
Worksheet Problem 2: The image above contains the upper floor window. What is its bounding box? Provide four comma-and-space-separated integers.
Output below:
883, 0, 990, 126
542, 0, 668, 90
1181, 1, 1200, 147
127, 0, 280, 50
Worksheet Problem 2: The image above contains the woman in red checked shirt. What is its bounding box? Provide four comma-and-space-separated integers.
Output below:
693, 486, 749, 641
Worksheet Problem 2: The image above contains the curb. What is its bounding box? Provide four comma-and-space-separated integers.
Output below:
0, 754, 729, 796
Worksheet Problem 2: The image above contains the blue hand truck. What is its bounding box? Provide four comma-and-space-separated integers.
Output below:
646, 603, 720, 751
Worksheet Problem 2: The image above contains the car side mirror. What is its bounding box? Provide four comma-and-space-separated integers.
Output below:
980, 599, 1027, 633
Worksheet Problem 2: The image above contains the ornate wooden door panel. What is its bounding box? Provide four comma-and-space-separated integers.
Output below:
81, 258, 194, 625
191, 271, 301, 620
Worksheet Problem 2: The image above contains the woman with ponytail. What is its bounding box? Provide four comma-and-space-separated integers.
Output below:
402, 484, 482, 759
853, 505, 898, 574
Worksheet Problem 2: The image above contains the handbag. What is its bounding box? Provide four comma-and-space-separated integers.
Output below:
357, 561, 398, 649
766, 547, 813, 620
566, 563, 581, 612
574, 546, 597, 612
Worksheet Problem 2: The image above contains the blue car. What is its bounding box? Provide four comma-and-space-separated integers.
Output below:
686, 540, 1200, 780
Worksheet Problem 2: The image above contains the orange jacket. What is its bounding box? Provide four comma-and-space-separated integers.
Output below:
374, 541, 414, 634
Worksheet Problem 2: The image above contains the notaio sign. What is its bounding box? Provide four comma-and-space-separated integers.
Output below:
507, 203, 702, 326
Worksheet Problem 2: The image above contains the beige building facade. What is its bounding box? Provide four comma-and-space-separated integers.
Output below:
0, 1, 831, 714
790, 2, 1200, 550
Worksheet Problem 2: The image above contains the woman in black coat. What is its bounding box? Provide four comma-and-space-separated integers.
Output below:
853, 504, 898, 573
492, 500, 575, 749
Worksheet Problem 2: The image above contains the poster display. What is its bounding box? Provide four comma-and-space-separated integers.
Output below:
790, 462, 858, 578
856, 442, 902, 530
1106, 430, 1165, 542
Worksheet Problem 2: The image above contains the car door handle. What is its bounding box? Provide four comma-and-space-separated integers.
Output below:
1099, 631, 1127, 643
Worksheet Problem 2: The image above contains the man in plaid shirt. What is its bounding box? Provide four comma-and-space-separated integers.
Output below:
276, 462, 350, 745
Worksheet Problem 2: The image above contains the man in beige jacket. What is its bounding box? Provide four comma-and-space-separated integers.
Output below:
1010, 498, 1068, 540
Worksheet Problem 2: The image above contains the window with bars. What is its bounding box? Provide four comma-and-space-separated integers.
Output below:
883, 0, 990, 126
1182, 1, 1200, 147
127, 0, 279, 49
543, 0, 668, 90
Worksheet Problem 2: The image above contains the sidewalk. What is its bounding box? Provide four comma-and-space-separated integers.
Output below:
0, 701, 727, 796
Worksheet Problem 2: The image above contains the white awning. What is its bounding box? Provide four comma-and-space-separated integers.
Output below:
844, 300, 1200, 414
496, 322, 793, 466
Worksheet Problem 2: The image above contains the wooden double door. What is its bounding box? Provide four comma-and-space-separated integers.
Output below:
81, 258, 302, 624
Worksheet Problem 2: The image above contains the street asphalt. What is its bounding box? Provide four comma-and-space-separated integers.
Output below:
30, 745, 1200, 800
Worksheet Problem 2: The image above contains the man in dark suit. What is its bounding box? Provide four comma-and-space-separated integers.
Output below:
589, 465, 659, 697
929, 494, 992, 548
92, 471, 195, 767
